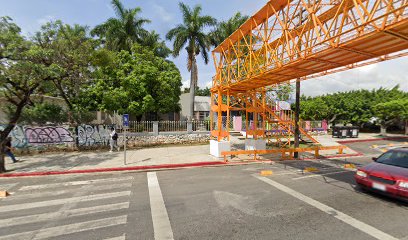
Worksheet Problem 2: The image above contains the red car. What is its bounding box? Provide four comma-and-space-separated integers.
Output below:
355, 148, 408, 200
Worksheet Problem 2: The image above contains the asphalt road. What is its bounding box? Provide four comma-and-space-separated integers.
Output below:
0, 155, 407, 240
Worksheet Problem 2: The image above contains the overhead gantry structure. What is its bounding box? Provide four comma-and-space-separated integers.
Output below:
210, 0, 408, 156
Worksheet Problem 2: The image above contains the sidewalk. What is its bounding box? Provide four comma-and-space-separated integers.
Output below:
3, 144, 220, 175
3, 133, 405, 177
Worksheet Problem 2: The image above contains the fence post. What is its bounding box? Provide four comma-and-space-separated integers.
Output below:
187, 121, 193, 134
153, 121, 159, 136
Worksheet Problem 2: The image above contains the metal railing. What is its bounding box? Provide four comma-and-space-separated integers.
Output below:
159, 121, 188, 132
129, 121, 154, 133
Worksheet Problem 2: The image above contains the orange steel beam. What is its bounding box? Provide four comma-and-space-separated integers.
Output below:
212, 0, 408, 91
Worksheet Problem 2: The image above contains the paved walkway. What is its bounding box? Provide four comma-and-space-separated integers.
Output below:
2, 133, 406, 175
4, 144, 216, 174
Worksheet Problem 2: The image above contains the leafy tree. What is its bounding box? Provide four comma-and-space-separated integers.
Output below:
139, 30, 172, 58
18, 102, 68, 125
91, 0, 150, 52
210, 12, 248, 47
88, 44, 182, 120
166, 2, 216, 120
183, 86, 211, 96
267, 83, 293, 102
0, 17, 63, 172
299, 98, 330, 120
374, 98, 408, 135
297, 86, 408, 132
33, 20, 97, 123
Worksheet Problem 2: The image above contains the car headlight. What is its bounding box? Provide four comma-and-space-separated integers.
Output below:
398, 181, 408, 189
356, 170, 367, 178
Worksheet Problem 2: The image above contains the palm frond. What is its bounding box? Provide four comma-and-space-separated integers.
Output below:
111, 0, 126, 21
179, 2, 192, 26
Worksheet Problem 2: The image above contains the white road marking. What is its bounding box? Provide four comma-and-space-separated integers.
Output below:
253, 175, 399, 240
272, 171, 301, 176
292, 170, 351, 180
0, 202, 129, 227
147, 172, 174, 240
3, 182, 132, 201
0, 183, 18, 191
0, 215, 127, 240
19, 176, 133, 191
0, 191, 130, 213
104, 235, 126, 240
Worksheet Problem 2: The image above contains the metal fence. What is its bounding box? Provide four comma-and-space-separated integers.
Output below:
129, 121, 154, 132
192, 120, 211, 131
128, 120, 211, 133
159, 121, 188, 132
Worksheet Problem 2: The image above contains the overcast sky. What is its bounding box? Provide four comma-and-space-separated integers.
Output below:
0, 0, 406, 96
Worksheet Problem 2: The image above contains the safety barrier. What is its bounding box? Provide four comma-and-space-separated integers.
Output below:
221, 145, 347, 162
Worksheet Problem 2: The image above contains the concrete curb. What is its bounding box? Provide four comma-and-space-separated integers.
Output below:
337, 136, 408, 144
0, 161, 227, 178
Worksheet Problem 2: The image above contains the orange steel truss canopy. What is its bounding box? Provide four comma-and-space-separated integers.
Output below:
210, 0, 408, 149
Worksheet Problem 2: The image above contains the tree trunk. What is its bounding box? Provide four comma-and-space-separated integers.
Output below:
188, 58, 198, 121
380, 124, 387, 136
0, 147, 6, 173
405, 120, 408, 135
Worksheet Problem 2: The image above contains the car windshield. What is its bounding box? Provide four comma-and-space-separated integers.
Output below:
376, 150, 408, 168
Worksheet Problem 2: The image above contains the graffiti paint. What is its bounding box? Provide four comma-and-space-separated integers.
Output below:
77, 125, 113, 146
0, 125, 28, 148
1, 124, 115, 149
25, 127, 74, 144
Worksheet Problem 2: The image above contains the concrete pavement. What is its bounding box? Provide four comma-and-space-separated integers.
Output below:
0, 161, 407, 240
2, 133, 406, 176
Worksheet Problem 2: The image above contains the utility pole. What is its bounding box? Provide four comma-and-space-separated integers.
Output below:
294, 4, 305, 159
294, 79, 300, 158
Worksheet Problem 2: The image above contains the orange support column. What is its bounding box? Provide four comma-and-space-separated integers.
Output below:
217, 88, 223, 141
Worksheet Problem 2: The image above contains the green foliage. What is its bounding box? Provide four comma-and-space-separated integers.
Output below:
91, 0, 171, 58
210, 12, 248, 47
183, 87, 211, 96
374, 98, 408, 126
139, 30, 172, 58
166, 2, 216, 119
31, 20, 99, 125
0, 17, 63, 120
299, 98, 329, 120
18, 102, 67, 125
88, 44, 182, 118
298, 86, 408, 127
267, 83, 293, 101
91, 0, 150, 52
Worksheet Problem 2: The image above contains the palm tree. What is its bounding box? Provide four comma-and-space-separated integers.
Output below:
140, 30, 172, 58
210, 12, 248, 47
166, 3, 216, 120
91, 0, 150, 51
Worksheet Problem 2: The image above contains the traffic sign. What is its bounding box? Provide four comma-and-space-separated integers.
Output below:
123, 114, 129, 127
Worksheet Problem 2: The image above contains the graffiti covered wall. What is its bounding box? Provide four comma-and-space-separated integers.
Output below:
0, 124, 114, 149
77, 125, 113, 147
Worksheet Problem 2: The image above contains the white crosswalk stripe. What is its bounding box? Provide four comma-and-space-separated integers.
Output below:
3, 182, 132, 201
0, 176, 134, 240
0, 215, 127, 240
104, 235, 126, 240
0, 202, 129, 227
19, 176, 133, 191
0, 190, 130, 213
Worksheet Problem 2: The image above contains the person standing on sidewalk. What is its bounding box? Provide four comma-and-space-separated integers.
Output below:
109, 127, 119, 152
4, 137, 18, 163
